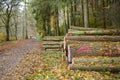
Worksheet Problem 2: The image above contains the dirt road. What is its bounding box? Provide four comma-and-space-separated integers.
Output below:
0, 39, 41, 80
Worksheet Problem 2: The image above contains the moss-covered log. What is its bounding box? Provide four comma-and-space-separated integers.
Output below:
68, 29, 120, 35
65, 36, 120, 42
70, 26, 101, 30
43, 45, 61, 50
68, 64, 120, 72
69, 43, 120, 56
70, 26, 119, 31
42, 36, 63, 41
42, 41, 61, 45
73, 57, 120, 64
66, 42, 120, 63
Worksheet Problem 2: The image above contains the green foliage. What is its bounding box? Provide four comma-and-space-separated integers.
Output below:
0, 32, 6, 42
60, 25, 65, 36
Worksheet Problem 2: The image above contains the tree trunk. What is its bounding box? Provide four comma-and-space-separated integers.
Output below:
63, 7, 67, 35
55, 7, 60, 36
86, 0, 90, 27
43, 18, 46, 36
90, 0, 97, 27
102, 0, 106, 28
14, 16, 18, 40
47, 18, 51, 36
5, 16, 10, 41
73, 0, 77, 26
68, 64, 120, 72
83, 0, 89, 28
70, 1, 74, 26
15, 21, 17, 40
81, 0, 84, 27
25, 26, 28, 39
67, 3, 70, 30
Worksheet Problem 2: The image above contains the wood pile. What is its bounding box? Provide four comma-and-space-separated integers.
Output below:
63, 26, 120, 72
42, 36, 63, 51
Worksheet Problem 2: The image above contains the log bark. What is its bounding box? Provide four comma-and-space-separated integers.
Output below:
73, 57, 120, 64
66, 42, 120, 63
64, 36, 120, 51
68, 29, 120, 35
65, 36, 120, 42
70, 26, 99, 30
69, 43, 120, 56
70, 26, 119, 31
42, 41, 61, 45
43, 45, 61, 50
68, 64, 120, 72
42, 36, 63, 41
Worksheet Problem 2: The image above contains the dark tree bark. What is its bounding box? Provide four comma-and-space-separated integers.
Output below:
14, 17, 18, 40
81, 0, 84, 27
67, 2, 70, 30
70, 1, 74, 26
55, 7, 60, 36
83, 0, 89, 28
63, 8, 67, 35
102, 0, 106, 28
68, 64, 120, 72
65, 36, 120, 42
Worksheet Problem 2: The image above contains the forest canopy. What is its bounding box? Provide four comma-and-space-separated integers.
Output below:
30, 0, 120, 36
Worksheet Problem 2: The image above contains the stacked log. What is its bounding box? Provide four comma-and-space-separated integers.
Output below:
42, 36, 63, 51
72, 57, 120, 64
68, 57, 120, 72
42, 36, 63, 41
67, 42, 120, 63
63, 36, 120, 52
70, 26, 102, 30
68, 64, 120, 72
65, 36, 120, 42
63, 26, 120, 71
68, 29, 120, 35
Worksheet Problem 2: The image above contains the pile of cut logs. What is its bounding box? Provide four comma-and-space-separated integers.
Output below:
42, 36, 63, 51
63, 26, 120, 72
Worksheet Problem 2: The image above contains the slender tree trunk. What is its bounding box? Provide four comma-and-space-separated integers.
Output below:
25, 0, 28, 39
47, 17, 51, 36
42, 18, 46, 36
14, 14, 18, 40
81, 0, 84, 27
70, 1, 74, 26
25, 26, 28, 39
22, 26, 25, 39
102, 0, 106, 28
73, 0, 77, 26
90, 0, 97, 27
15, 21, 17, 40
63, 8, 67, 35
55, 7, 60, 36
5, 16, 10, 41
67, 3, 70, 30
86, 0, 90, 27
83, 0, 89, 28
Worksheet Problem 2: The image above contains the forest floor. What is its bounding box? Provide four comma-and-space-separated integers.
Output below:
0, 39, 41, 80
0, 39, 120, 80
